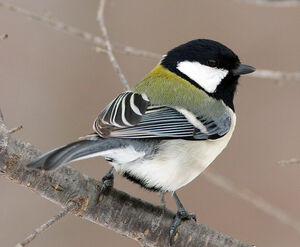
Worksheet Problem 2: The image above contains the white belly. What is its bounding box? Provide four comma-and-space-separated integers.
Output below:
116, 110, 236, 192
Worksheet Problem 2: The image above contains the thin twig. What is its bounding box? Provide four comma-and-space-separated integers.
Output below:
94, 46, 109, 54
0, 1, 159, 60
97, 0, 129, 89
237, 0, 300, 7
0, 33, 8, 40
1, 1, 299, 82
278, 158, 300, 166
9, 125, 23, 134
250, 70, 300, 81
204, 171, 300, 234
15, 202, 77, 247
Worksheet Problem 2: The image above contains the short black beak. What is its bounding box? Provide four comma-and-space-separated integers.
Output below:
232, 64, 256, 76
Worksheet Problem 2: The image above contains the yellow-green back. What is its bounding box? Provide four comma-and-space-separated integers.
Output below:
133, 64, 226, 119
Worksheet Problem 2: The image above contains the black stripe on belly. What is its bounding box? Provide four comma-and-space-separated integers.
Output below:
122, 171, 163, 192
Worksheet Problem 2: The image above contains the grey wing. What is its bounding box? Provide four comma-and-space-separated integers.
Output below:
110, 106, 195, 138
193, 111, 232, 140
94, 92, 231, 140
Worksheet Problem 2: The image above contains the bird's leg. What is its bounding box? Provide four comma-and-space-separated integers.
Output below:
169, 192, 196, 246
159, 191, 166, 209
96, 167, 114, 202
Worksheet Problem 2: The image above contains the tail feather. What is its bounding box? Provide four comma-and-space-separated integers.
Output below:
26, 147, 61, 169
27, 136, 107, 170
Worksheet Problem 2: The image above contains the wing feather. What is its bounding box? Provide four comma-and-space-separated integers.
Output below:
94, 92, 231, 140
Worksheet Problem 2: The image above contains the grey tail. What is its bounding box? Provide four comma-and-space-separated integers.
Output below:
27, 136, 109, 170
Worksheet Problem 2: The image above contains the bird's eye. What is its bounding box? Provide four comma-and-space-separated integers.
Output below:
207, 59, 217, 67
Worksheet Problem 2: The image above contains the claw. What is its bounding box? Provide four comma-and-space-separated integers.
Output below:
99, 174, 114, 194
169, 192, 197, 246
96, 167, 114, 202
169, 209, 196, 246
178, 208, 196, 221
169, 213, 180, 246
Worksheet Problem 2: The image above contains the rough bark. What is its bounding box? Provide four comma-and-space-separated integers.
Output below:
0, 114, 253, 247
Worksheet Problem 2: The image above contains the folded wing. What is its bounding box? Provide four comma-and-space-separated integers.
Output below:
94, 92, 231, 140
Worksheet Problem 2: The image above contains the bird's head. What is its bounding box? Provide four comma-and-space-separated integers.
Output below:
161, 39, 255, 110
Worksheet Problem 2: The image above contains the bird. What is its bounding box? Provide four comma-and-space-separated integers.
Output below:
27, 39, 255, 245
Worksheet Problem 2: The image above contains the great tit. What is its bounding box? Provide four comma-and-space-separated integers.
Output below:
27, 39, 255, 244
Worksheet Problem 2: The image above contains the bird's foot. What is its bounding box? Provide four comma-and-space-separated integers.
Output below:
169, 208, 196, 246
100, 171, 114, 194
96, 168, 114, 203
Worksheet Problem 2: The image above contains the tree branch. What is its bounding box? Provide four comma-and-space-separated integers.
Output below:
0, 114, 252, 247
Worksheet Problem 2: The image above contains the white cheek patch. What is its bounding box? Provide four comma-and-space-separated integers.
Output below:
177, 61, 228, 93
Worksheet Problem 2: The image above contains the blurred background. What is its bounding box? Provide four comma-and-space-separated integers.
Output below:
0, 0, 300, 246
